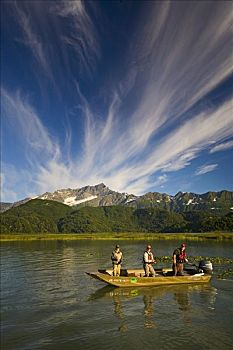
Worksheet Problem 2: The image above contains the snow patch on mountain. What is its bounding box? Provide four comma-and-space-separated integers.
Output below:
125, 198, 136, 204
64, 195, 97, 206
40, 195, 49, 200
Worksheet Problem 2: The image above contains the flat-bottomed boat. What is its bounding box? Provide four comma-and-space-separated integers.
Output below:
86, 267, 212, 287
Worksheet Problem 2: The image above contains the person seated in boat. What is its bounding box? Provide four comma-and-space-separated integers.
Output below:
111, 244, 123, 276
172, 243, 188, 276
143, 245, 156, 277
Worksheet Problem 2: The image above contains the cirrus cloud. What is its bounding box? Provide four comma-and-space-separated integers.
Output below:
195, 164, 218, 176
2, 1, 233, 201
210, 140, 233, 153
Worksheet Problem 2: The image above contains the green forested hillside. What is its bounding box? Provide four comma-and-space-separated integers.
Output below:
58, 206, 140, 233
183, 211, 233, 232
134, 208, 187, 232
0, 199, 72, 233
0, 199, 233, 234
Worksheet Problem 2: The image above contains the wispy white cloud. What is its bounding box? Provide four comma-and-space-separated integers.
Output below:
209, 140, 233, 153
104, 98, 232, 193
1, 88, 232, 199
117, 1, 233, 155
123, 174, 168, 195
1, 88, 72, 199
133, 99, 232, 178
13, 0, 100, 88
55, 0, 100, 75
161, 151, 199, 173
195, 164, 218, 176
78, 1, 233, 181
36, 96, 232, 196
1, 164, 36, 202
1, 88, 59, 159
14, 2, 51, 76
2, 2, 233, 201
154, 175, 168, 186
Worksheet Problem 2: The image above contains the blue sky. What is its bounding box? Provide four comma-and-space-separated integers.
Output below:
1, 0, 233, 202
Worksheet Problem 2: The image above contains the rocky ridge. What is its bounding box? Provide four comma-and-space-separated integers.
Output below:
1, 183, 233, 213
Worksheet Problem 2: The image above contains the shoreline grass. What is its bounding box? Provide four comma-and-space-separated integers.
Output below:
0, 232, 232, 242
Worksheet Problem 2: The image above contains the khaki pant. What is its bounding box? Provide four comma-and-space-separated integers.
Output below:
113, 263, 121, 276
144, 263, 155, 277
173, 263, 184, 276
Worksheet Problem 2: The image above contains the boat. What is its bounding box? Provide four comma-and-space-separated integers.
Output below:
86, 267, 212, 287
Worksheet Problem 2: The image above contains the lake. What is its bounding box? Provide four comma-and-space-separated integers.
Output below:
1, 239, 233, 350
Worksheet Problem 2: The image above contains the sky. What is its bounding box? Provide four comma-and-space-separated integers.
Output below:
1, 0, 233, 202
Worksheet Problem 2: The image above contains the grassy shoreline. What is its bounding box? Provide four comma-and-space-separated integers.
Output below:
0, 232, 232, 242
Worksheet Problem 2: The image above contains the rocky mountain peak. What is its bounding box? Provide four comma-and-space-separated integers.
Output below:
1, 186, 233, 213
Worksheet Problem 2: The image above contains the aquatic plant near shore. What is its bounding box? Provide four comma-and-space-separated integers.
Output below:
156, 256, 233, 264
217, 268, 233, 279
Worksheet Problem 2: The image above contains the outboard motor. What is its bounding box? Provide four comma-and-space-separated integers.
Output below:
198, 260, 213, 274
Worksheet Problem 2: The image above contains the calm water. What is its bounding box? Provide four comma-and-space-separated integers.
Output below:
1, 240, 233, 350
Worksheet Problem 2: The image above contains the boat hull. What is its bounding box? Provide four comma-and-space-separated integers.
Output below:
86, 271, 211, 287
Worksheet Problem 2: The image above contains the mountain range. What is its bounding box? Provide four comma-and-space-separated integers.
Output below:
1, 184, 233, 234
1, 183, 233, 214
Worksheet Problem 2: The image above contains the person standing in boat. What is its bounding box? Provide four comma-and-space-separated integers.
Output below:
111, 244, 123, 276
143, 245, 156, 277
172, 243, 188, 276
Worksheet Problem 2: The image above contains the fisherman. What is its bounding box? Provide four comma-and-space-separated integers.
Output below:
111, 244, 123, 276
172, 243, 188, 276
143, 245, 156, 277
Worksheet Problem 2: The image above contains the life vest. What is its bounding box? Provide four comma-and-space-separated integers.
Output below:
175, 248, 186, 263
143, 251, 155, 264
111, 250, 122, 264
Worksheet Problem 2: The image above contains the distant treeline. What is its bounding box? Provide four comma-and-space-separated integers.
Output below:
0, 199, 233, 234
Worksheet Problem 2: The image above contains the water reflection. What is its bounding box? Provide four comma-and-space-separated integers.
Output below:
112, 293, 128, 332
174, 289, 192, 325
174, 290, 191, 311
143, 294, 156, 329
88, 284, 217, 331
